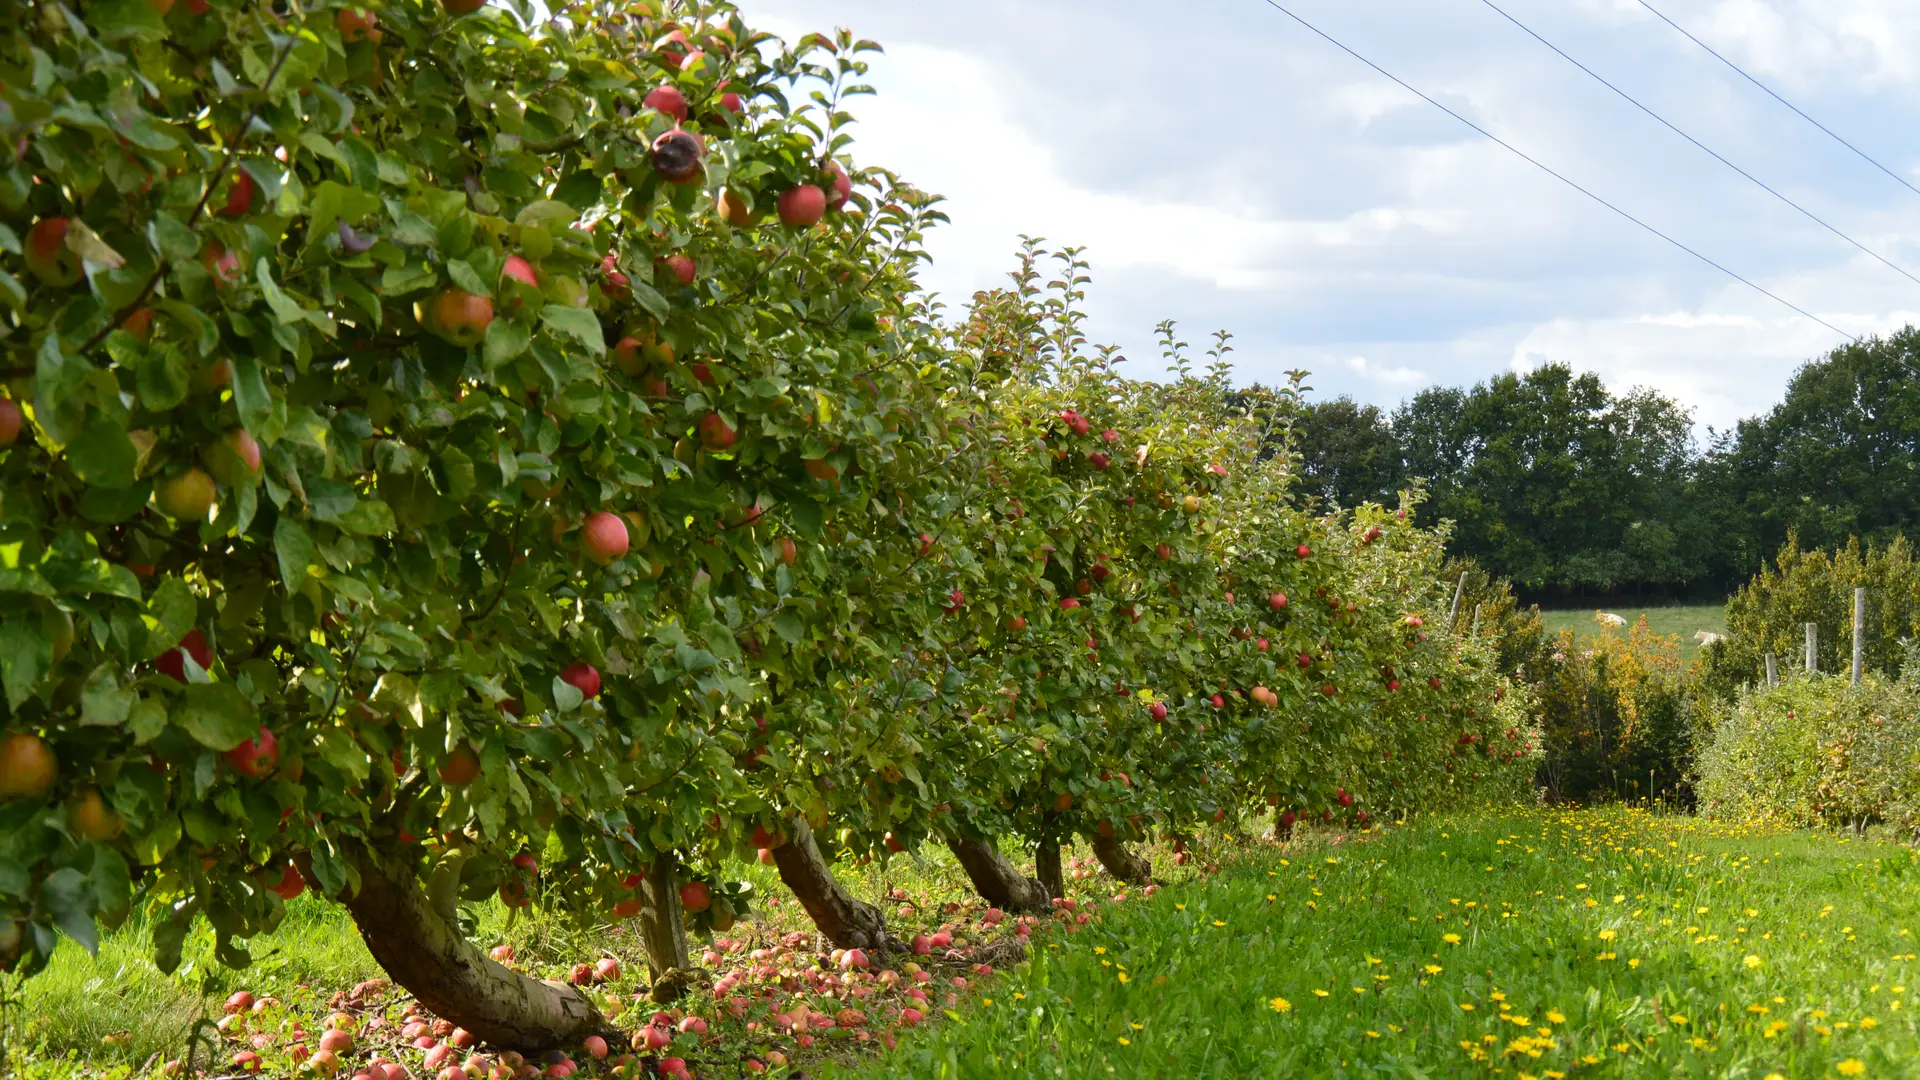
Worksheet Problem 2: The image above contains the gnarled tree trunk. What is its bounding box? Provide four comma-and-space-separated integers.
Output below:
1034, 835, 1064, 901
944, 834, 1050, 915
638, 852, 691, 1002
341, 844, 603, 1052
768, 816, 890, 950
1088, 831, 1152, 886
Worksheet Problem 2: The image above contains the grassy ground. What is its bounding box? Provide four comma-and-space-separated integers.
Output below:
831, 808, 1920, 1078
12, 809, 1915, 1078
1539, 604, 1728, 658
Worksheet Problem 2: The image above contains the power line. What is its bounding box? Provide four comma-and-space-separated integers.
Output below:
1634, 0, 1920, 201
1252, 0, 1860, 344
1479, 0, 1920, 292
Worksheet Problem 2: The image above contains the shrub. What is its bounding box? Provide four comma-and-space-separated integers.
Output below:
1531, 616, 1699, 805
1697, 674, 1920, 832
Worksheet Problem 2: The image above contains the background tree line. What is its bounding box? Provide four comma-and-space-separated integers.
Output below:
1261, 327, 1920, 599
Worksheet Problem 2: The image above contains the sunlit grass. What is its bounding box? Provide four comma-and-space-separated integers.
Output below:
834, 808, 1920, 1078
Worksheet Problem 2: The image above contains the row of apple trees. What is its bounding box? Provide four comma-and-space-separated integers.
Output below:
0, 0, 1536, 1050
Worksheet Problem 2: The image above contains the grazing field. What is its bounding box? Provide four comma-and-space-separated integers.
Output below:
834, 808, 1920, 1079
1539, 604, 1728, 657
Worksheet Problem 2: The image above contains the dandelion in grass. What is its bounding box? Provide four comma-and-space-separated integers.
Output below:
1837, 1061, 1865, 1077
1598, 929, 1616, 941
1669, 1014, 1688, 1025
1546, 1009, 1565, 1024
1460, 1003, 1476, 1011
1117, 1037, 1131, 1046
1425, 964, 1443, 975
1443, 933, 1462, 944
1312, 989, 1330, 998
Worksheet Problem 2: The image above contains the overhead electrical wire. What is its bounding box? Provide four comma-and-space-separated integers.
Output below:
1253, 0, 1860, 344
1478, 0, 1920, 292
1633, 0, 1920, 201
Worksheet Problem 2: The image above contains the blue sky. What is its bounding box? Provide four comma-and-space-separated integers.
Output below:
750, 0, 1920, 434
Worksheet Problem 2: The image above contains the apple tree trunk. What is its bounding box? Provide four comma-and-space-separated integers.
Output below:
1088, 831, 1152, 886
1034, 835, 1065, 901
638, 852, 691, 1002
768, 816, 891, 950
944, 834, 1051, 915
341, 844, 603, 1052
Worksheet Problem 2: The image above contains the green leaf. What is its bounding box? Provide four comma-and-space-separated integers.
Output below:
87, 0, 167, 40
151, 898, 200, 975
773, 612, 804, 644
552, 676, 584, 712
129, 697, 167, 743
175, 682, 256, 751
629, 278, 671, 322
39, 868, 98, 956
539, 305, 606, 358
483, 317, 531, 370
66, 414, 138, 490
256, 258, 309, 324
231, 355, 277, 439
136, 346, 190, 411
0, 614, 50, 710
80, 668, 135, 727
447, 258, 490, 297
273, 516, 313, 591
336, 499, 396, 537
145, 577, 197, 659
147, 212, 198, 263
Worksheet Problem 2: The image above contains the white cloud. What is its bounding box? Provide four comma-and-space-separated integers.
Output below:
1343, 355, 1430, 388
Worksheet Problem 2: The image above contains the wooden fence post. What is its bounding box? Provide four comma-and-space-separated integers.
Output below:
1764, 652, 1778, 688
1448, 572, 1466, 627
1805, 622, 1818, 676
1853, 586, 1866, 686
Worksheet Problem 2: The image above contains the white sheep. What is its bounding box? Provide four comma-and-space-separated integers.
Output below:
1595, 612, 1627, 628
1694, 631, 1724, 646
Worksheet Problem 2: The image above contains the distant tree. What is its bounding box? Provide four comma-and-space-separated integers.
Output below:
1292, 396, 1404, 507
1398, 365, 1704, 594
1713, 329, 1920, 561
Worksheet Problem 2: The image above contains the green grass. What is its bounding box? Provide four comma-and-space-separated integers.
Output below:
829, 808, 1920, 1078
1540, 603, 1727, 658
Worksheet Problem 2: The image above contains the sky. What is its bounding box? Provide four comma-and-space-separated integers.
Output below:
745, 0, 1920, 436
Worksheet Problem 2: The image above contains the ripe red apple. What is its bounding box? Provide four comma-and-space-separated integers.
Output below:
1269, 592, 1288, 610
777, 185, 827, 227
225, 726, 279, 779
438, 745, 481, 787
660, 253, 697, 285
697, 412, 736, 450
1058, 598, 1080, 611
643, 85, 690, 122
220, 170, 256, 217
884, 832, 905, 853
750, 824, 783, 849
0, 398, 21, 447
1150, 701, 1168, 723
1429, 677, 1442, 689
0, 733, 57, 800
155, 468, 216, 521
336, 8, 380, 43
917, 532, 935, 556
600, 254, 629, 299
201, 242, 243, 288
1007, 615, 1026, 632
1209, 694, 1224, 709
1321, 683, 1337, 696
24, 218, 82, 286
1337, 787, 1353, 808
202, 429, 262, 486
1388, 680, 1400, 691
651, 129, 704, 183
1156, 543, 1172, 560
559, 663, 600, 699
580, 512, 629, 565
716, 187, 754, 227
501, 254, 539, 297
679, 881, 710, 913
1088, 451, 1111, 470
157, 628, 214, 682
1295, 544, 1312, 559
425, 289, 494, 347
1257, 638, 1270, 652
777, 537, 798, 565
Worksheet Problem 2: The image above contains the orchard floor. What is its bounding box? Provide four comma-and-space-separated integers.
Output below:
8, 810, 1919, 1080
1538, 604, 1727, 658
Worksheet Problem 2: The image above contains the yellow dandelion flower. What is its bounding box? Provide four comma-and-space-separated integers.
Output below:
1212, 920, 1226, 927
1744, 954, 1762, 969
1117, 1037, 1131, 1046
1313, 989, 1330, 998
1353, 987, 1367, 995
1425, 964, 1444, 975
1269, 997, 1292, 1014
1546, 1009, 1566, 1024
1861, 1017, 1879, 1029
1094, 947, 1106, 954
1598, 929, 1617, 941
1460, 1003, 1476, 1012
1669, 1014, 1689, 1025
1443, 933, 1462, 944
1117, 972, 1130, 984
1130, 1022, 1144, 1030
1629, 958, 1641, 968
1836, 1060, 1865, 1077
1175, 904, 1185, 911
1365, 1030, 1380, 1038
